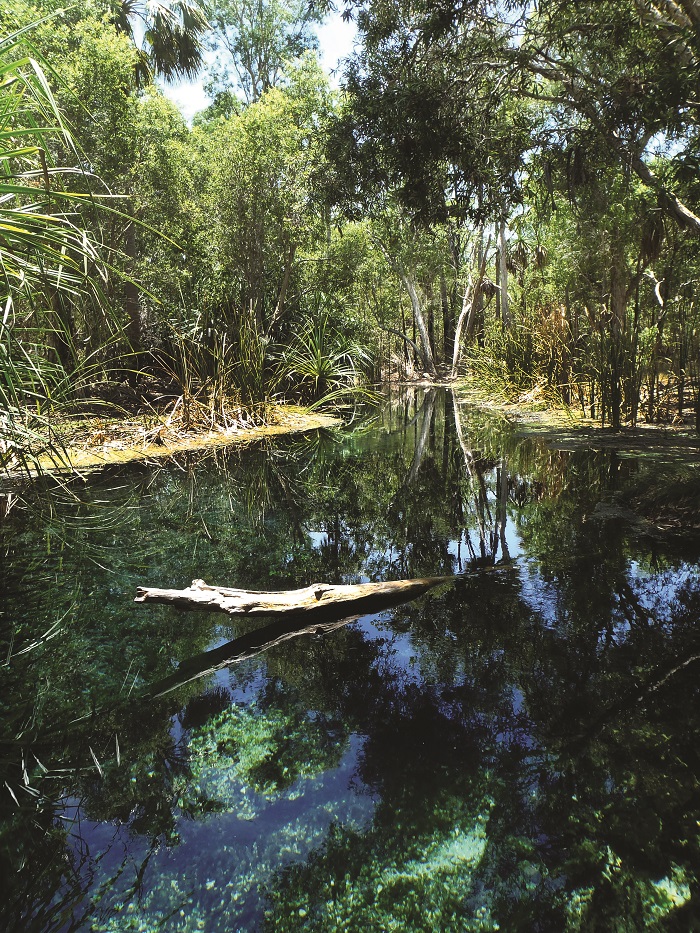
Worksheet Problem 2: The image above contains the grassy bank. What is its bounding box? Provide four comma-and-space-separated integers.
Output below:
2, 405, 341, 478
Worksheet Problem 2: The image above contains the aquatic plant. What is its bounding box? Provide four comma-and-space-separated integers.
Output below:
265, 797, 495, 932
188, 692, 347, 806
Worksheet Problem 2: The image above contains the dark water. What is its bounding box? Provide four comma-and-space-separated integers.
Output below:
1, 389, 699, 932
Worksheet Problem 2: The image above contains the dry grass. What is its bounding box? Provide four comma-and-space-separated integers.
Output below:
8, 406, 341, 476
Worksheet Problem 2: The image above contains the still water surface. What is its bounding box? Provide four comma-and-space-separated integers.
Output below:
1, 390, 699, 931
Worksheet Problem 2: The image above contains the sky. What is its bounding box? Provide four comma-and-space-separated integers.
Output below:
162, 11, 358, 123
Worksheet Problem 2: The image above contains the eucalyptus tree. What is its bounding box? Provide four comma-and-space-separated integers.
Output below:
325, 2, 531, 376
207, 0, 322, 103
518, 0, 700, 235
332, 0, 700, 422
335, 0, 700, 236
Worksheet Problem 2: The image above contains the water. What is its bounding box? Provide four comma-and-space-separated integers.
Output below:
1, 389, 699, 931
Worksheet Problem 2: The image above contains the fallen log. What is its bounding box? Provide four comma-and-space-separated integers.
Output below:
134, 576, 454, 618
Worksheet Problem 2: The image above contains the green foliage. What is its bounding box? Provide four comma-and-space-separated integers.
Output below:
111, 0, 209, 84
276, 310, 370, 404
330, 15, 530, 225
206, 0, 322, 103
199, 58, 332, 332
0, 20, 121, 472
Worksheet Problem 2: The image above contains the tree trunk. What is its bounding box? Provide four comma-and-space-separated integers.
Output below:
383, 326, 423, 364
451, 234, 491, 377
608, 245, 629, 430
440, 272, 454, 364
498, 221, 511, 329
399, 267, 436, 375
375, 238, 436, 375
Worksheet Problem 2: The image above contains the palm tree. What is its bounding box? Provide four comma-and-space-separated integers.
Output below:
111, 0, 209, 84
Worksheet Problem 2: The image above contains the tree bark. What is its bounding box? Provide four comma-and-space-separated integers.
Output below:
399, 266, 436, 374
382, 326, 423, 363
124, 217, 142, 356
375, 238, 436, 374
609, 245, 628, 430
451, 234, 491, 377
440, 272, 454, 364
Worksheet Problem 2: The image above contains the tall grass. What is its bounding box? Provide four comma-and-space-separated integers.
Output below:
153, 303, 377, 431
157, 319, 248, 432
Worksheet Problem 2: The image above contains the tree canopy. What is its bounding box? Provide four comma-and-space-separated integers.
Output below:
332, 0, 700, 232
1, 0, 700, 476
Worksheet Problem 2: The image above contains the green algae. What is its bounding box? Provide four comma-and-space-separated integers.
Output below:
189, 698, 347, 806
565, 857, 694, 931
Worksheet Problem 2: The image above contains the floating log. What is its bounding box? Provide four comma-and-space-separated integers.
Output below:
134, 576, 454, 618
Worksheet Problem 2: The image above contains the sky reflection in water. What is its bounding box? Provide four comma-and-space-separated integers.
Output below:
1, 388, 699, 932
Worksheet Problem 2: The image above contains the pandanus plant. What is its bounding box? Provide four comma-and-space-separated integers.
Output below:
0, 19, 112, 475
277, 309, 373, 407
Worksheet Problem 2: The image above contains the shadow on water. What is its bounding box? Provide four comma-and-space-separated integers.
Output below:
1, 388, 700, 931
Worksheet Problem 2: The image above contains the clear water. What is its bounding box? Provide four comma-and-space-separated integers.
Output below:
1, 389, 699, 932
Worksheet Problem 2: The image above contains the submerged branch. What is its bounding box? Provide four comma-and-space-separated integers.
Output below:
144, 613, 362, 698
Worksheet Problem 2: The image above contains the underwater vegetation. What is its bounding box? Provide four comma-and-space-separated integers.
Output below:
2, 390, 700, 931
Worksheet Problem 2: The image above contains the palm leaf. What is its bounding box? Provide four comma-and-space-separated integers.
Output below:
0, 26, 114, 476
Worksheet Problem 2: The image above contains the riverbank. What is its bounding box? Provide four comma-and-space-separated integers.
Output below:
450, 376, 700, 535
452, 376, 700, 460
3, 405, 341, 479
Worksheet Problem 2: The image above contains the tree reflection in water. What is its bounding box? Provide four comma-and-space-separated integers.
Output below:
1, 388, 698, 931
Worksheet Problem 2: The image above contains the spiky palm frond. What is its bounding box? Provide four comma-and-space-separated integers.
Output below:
0, 28, 113, 475
113, 0, 209, 83
276, 313, 372, 406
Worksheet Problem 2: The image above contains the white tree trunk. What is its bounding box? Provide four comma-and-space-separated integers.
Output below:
498, 220, 511, 328
451, 233, 492, 377
398, 266, 436, 374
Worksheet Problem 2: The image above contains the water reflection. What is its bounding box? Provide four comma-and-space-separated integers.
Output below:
1, 389, 699, 931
